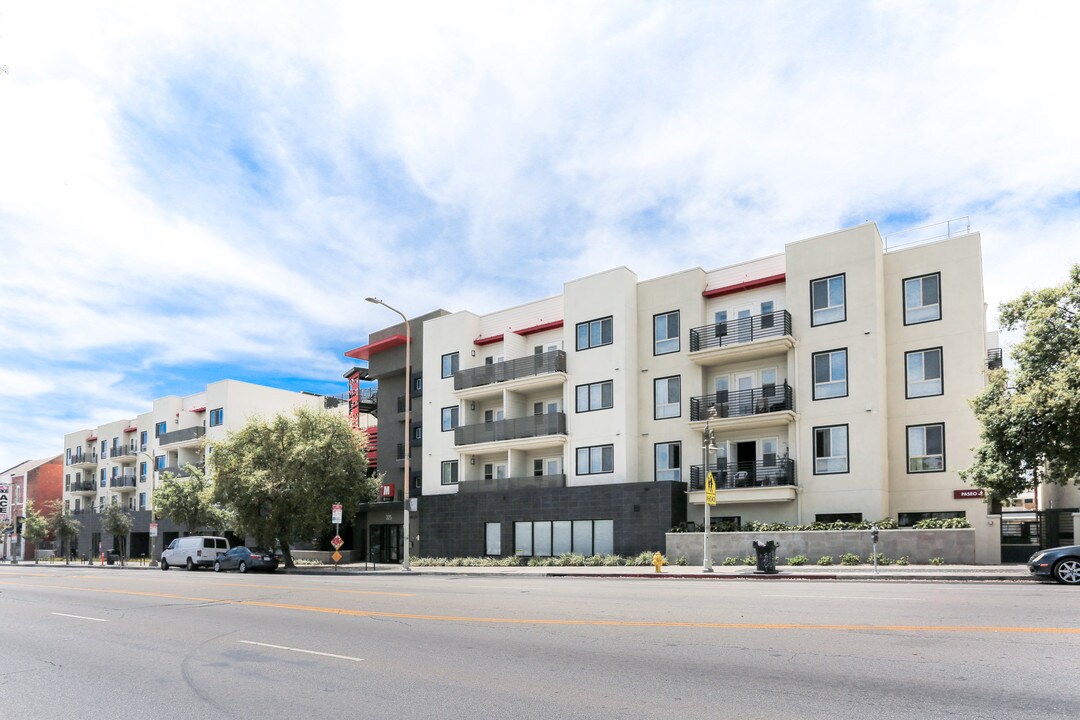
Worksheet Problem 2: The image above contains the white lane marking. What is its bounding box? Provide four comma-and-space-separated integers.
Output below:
238, 640, 363, 662
52, 612, 109, 622
761, 595, 925, 601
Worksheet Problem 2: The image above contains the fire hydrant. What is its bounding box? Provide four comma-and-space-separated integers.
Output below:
652, 551, 664, 573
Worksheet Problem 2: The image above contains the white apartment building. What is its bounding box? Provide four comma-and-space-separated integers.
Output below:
61, 379, 347, 558
419, 223, 1001, 563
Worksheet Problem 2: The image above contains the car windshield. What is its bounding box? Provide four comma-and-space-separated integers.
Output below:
249, 548, 273, 555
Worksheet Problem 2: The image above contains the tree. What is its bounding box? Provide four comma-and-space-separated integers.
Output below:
212, 407, 376, 568
961, 264, 1080, 500
20, 500, 48, 563
101, 503, 133, 565
154, 465, 231, 535
45, 500, 81, 564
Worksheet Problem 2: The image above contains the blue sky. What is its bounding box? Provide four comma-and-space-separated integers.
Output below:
2, 1, 1080, 468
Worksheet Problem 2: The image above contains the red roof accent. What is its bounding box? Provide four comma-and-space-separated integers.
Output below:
474, 334, 504, 346
123, 426, 138, 433
703, 273, 786, 298
345, 334, 407, 360
189, 406, 206, 413
86, 435, 97, 442
514, 319, 564, 336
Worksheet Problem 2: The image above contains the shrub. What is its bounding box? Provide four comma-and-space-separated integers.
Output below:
839, 553, 861, 565
627, 551, 660, 566
742, 555, 756, 566
895, 556, 910, 566
929, 556, 945, 565
602, 554, 624, 566
867, 552, 891, 565
817, 555, 834, 566
721, 556, 738, 566
676, 556, 688, 566
786, 555, 808, 566
913, 518, 971, 529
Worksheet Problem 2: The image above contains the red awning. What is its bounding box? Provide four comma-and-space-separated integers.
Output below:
474, 334, 504, 346
345, 334, 407, 360
514, 320, 564, 336
123, 426, 138, 433
703, 273, 786, 298
189, 406, 206, 413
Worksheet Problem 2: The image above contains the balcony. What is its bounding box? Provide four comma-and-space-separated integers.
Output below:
158, 426, 205, 446
455, 412, 567, 448
109, 476, 137, 490
71, 480, 97, 494
454, 350, 567, 395
162, 463, 204, 478
689, 310, 794, 366
986, 348, 1003, 370
70, 452, 98, 469
691, 462, 794, 496
458, 473, 566, 494
689, 383, 796, 431
112, 447, 138, 463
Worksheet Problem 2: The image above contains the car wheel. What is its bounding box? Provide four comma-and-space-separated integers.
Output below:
186, 557, 195, 571
160, 559, 169, 571
214, 561, 221, 573
1053, 558, 1080, 585
238, 561, 247, 574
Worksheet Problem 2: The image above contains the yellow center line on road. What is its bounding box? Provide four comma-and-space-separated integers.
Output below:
213, 582, 415, 597
2, 580, 1078, 635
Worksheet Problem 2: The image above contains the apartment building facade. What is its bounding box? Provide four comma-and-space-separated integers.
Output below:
419, 223, 1001, 562
1, 455, 63, 560
61, 379, 343, 559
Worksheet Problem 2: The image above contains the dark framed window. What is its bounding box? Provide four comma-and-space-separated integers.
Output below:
512, 519, 613, 557
903, 272, 941, 325
576, 445, 614, 475
654, 310, 680, 355
812, 348, 848, 399
209, 408, 224, 427
655, 442, 681, 482
139, 462, 147, 482
441, 406, 459, 431
810, 273, 846, 326
815, 513, 863, 523
905, 347, 943, 398
154, 421, 167, 437
140, 430, 148, 451
654, 375, 681, 419
575, 380, 613, 412
813, 425, 849, 474
576, 316, 613, 351
414, 375, 423, 392
907, 423, 945, 472
441, 352, 459, 378
413, 425, 422, 441
441, 460, 459, 485
485, 523, 501, 555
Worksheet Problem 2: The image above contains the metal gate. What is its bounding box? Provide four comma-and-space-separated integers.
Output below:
1000, 509, 1078, 563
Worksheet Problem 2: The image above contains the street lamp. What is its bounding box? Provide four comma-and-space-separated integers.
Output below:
702, 406, 718, 572
138, 451, 160, 567
366, 296, 412, 572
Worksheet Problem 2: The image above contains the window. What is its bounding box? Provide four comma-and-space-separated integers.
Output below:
907, 423, 945, 472
100, 469, 106, 486
815, 513, 863, 523
140, 430, 148, 451
814, 425, 849, 474
654, 375, 681, 419
655, 442, 681, 482
485, 523, 501, 555
898, 510, 964, 527
906, 348, 943, 398
576, 316, 613, 351
812, 349, 848, 399
155, 455, 165, 471
139, 462, 147, 482
513, 519, 613, 557
441, 406, 459, 431
811, 274, 846, 326
154, 421, 167, 437
441, 460, 459, 485
138, 492, 146, 511
209, 408, 224, 427
654, 311, 680, 355
760, 300, 775, 329
66, 448, 71, 464
441, 352, 459, 378
414, 375, 423, 392
575, 380, 613, 412
413, 425, 422, 441
904, 273, 941, 324
576, 445, 614, 475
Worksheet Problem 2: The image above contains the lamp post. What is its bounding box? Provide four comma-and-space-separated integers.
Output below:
702, 406, 717, 572
366, 296, 412, 572
138, 451, 159, 567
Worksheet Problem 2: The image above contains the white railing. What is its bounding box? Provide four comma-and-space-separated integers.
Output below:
883, 216, 970, 251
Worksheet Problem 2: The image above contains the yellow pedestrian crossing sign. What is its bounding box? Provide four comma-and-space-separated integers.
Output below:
705, 472, 717, 506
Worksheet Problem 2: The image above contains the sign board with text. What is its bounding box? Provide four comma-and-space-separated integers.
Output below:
953, 489, 986, 499
705, 473, 717, 506
0, 483, 9, 523
332, 503, 343, 524
149, 522, 158, 537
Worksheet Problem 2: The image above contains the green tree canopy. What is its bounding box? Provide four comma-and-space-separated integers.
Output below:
101, 503, 133, 565
21, 500, 48, 562
45, 499, 81, 564
154, 464, 231, 535
961, 264, 1080, 499
211, 407, 375, 567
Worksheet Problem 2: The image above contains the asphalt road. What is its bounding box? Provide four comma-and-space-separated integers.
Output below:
0, 565, 1076, 720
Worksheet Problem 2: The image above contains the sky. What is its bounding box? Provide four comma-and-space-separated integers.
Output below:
1, 1, 1079, 469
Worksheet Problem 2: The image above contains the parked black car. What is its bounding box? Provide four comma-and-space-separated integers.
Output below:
213, 546, 279, 573
1028, 545, 1080, 585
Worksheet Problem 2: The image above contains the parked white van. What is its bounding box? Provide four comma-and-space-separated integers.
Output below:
160, 536, 230, 571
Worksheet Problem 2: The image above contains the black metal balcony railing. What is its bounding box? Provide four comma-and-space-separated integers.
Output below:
454, 350, 567, 391
72, 480, 97, 492
455, 412, 567, 446
689, 310, 792, 352
986, 348, 1003, 370
689, 383, 794, 421
162, 464, 204, 478
111, 447, 137, 459
159, 426, 206, 445
688, 459, 796, 490
70, 452, 98, 465
458, 473, 567, 494
109, 476, 137, 489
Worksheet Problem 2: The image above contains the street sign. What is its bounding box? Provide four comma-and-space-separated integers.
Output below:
331, 535, 344, 550
332, 503, 342, 524
705, 472, 717, 506
149, 522, 158, 537
331, 550, 343, 563
953, 489, 986, 499
0, 484, 9, 523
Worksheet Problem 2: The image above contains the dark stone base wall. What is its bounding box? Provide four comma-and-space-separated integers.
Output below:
418, 481, 687, 558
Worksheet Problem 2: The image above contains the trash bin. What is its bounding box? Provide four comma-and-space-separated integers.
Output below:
106, 550, 121, 566
752, 540, 779, 574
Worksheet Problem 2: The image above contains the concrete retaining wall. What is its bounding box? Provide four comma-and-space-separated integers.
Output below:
666, 528, 977, 565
